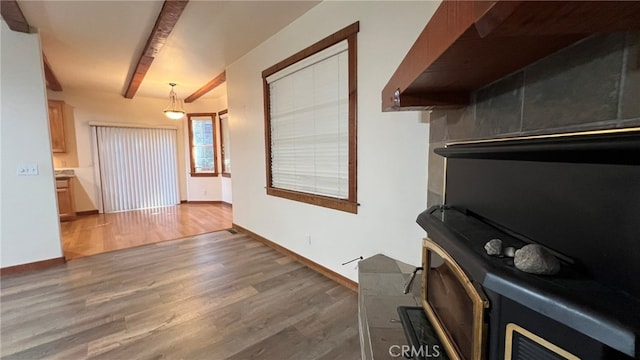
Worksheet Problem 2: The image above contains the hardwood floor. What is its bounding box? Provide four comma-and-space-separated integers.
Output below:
0, 230, 360, 359
60, 203, 232, 260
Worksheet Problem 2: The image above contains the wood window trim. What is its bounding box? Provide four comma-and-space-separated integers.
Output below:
261, 21, 359, 214
218, 109, 231, 178
187, 113, 218, 177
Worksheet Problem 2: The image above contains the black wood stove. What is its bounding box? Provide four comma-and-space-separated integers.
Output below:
403, 130, 640, 360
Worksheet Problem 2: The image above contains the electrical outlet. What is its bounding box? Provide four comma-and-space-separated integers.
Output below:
305, 234, 311, 245
16, 163, 38, 176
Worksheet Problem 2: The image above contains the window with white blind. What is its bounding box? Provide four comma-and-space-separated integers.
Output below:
262, 22, 359, 213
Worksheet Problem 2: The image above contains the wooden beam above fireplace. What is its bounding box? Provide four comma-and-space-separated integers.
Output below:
382, 1, 640, 111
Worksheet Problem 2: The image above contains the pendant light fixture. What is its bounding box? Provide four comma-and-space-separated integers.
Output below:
164, 83, 185, 120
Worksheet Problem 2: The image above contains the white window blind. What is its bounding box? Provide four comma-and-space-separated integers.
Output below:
266, 40, 349, 199
95, 126, 180, 213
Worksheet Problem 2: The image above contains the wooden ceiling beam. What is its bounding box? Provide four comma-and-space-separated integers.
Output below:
2, 0, 63, 91
184, 71, 226, 103
123, 0, 189, 99
42, 53, 63, 91
1, 0, 30, 33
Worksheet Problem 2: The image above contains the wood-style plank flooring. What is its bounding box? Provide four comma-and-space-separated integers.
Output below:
61, 204, 232, 260
0, 230, 360, 359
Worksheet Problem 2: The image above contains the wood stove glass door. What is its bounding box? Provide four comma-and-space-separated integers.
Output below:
422, 239, 489, 360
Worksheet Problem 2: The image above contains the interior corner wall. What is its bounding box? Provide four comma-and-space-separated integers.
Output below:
46, 89, 228, 211
1, 22, 64, 267
226, 1, 439, 281
221, 177, 232, 204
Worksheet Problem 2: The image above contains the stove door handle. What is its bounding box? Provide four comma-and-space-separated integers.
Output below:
403, 267, 423, 294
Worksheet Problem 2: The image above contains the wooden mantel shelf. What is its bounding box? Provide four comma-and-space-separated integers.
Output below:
382, 0, 640, 111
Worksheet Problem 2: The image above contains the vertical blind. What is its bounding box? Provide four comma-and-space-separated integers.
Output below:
266, 40, 349, 199
95, 126, 179, 213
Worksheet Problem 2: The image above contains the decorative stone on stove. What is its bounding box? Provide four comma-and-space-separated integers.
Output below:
484, 240, 561, 275
483, 238, 503, 256
514, 244, 561, 275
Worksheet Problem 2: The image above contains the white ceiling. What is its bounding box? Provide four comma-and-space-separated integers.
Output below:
18, 1, 320, 100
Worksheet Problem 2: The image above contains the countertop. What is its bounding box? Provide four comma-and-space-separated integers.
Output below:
54, 169, 75, 179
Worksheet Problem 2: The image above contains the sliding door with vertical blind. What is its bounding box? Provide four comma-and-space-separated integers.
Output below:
95, 126, 179, 213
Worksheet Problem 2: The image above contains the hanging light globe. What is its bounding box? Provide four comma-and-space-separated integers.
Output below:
163, 83, 185, 120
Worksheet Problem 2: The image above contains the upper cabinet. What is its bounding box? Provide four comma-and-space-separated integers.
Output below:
382, 1, 640, 111
48, 100, 66, 153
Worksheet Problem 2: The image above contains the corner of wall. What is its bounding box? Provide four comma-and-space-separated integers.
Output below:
1, 21, 64, 267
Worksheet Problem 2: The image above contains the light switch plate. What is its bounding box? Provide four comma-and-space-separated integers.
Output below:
17, 163, 38, 176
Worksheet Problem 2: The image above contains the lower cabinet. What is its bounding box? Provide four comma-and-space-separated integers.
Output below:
56, 178, 76, 221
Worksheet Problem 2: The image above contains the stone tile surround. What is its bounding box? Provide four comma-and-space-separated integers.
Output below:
427, 32, 640, 206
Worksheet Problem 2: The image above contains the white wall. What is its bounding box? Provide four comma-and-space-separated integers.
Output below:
47, 88, 228, 210
1, 21, 64, 267
221, 177, 232, 204
227, 1, 437, 281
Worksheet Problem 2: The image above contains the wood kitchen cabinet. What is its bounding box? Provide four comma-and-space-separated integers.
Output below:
48, 100, 66, 153
56, 178, 76, 221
